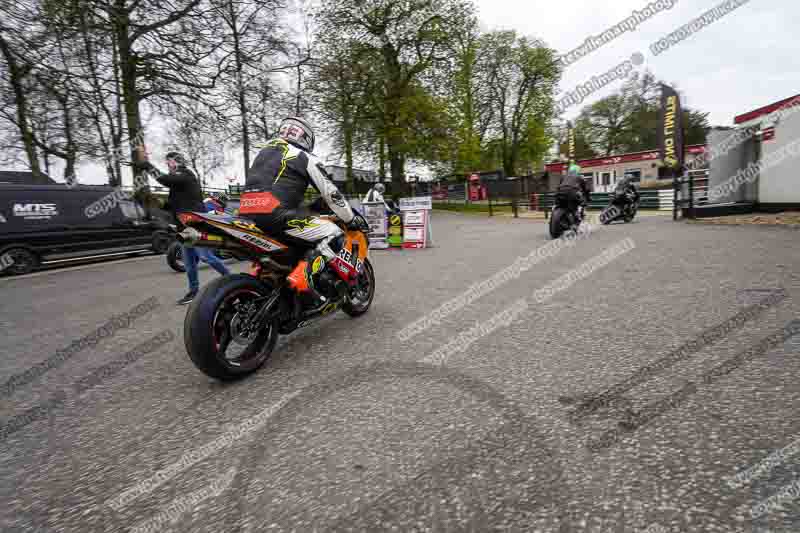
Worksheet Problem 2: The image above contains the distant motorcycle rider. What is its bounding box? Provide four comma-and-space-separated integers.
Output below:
611, 176, 640, 215
240, 117, 369, 308
557, 162, 591, 220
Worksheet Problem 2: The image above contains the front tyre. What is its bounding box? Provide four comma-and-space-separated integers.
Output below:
599, 206, 612, 225
184, 274, 279, 381
342, 259, 375, 317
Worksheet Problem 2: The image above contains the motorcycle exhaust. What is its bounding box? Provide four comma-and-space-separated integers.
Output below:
177, 228, 251, 254
176, 227, 201, 244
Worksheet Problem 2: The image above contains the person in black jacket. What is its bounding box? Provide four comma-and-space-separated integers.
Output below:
611, 176, 640, 215
137, 151, 231, 305
557, 162, 591, 220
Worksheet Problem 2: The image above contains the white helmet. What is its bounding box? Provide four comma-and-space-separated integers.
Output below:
374, 183, 385, 194
278, 116, 315, 152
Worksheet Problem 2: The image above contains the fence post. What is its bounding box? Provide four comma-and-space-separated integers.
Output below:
488, 188, 493, 217
689, 171, 695, 219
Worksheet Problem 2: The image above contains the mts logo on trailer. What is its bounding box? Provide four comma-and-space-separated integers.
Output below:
13, 203, 58, 218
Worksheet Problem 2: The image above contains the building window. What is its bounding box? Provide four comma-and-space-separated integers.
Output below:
601, 172, 611, 185
625, 169, 642, 182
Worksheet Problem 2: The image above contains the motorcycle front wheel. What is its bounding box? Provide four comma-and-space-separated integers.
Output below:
342, 258, 375, 317
184, 274, 279, 381
599, 206, 613, 225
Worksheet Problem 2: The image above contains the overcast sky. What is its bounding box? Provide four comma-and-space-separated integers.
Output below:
22, 0, 799, 187
478, 0, 798, 124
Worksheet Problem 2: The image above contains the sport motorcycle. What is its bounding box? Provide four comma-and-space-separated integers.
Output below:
599, 191, 639, 225
549, 192, 586, 239
175, 201, 375, 380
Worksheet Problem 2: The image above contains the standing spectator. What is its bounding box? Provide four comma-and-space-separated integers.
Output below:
136, 151, 230, 305
363, 182, 391, 212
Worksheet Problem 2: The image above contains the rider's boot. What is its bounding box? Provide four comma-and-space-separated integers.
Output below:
286, 237, 342, 310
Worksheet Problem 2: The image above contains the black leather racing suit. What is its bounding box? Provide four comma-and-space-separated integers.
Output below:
240, 137, 354, 245
557, 173, 591, 211
240, 137, 356, 304
612, 182, 640, 213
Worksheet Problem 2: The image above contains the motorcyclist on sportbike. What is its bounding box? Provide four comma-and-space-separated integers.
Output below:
556, 162, 591, 222
610, 176, 640, 215
238, 116, 369, 309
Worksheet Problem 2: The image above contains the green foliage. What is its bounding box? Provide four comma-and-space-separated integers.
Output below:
574, 71, 710, 157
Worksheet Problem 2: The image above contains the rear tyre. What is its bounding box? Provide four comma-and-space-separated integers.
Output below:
0, 247, 39, 275
166, 241, 186, 272
342, 259, 375, 317
184, 274, 279, 381
549, 207, 569, 239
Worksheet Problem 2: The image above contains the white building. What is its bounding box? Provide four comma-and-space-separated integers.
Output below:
707, 93, 800, 210
545, 145, 708, 193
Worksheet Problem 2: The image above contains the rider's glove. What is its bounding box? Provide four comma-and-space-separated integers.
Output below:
347, 214, 370, 233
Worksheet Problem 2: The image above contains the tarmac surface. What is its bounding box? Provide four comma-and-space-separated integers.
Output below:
1, 211, 799, 533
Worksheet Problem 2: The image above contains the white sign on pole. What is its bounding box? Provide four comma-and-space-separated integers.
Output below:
399, 196, 432, 211
399, 196, 434, 249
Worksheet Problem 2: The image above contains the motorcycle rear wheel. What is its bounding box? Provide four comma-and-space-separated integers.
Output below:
624, 204, 638, 223
184, 274, 279, 381
549, 207, 571, 239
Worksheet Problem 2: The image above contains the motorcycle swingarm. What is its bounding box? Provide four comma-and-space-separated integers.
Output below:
243, 287, 284, 333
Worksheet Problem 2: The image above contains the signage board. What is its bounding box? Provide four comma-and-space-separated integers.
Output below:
399, 196, 432, 211
399, 196, 433, 249
362, 202, 388, 249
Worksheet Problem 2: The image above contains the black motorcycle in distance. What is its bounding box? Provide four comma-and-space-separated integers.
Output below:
599, 191, 640, 225
549, 192, 586, 239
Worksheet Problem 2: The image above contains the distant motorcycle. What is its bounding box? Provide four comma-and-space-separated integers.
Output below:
599, 191, 639, 225
549, 192, 586, 239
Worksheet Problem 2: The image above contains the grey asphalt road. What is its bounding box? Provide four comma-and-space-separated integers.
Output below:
1, 211, 798, 533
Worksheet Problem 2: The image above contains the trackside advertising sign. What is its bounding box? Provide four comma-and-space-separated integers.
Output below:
658, 83, 684, 170
399, 196, 433, 249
